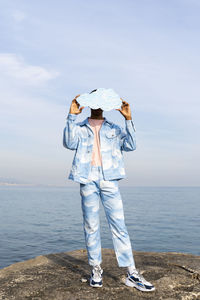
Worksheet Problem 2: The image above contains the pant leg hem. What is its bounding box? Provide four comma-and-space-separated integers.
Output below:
89, 261, 102, 267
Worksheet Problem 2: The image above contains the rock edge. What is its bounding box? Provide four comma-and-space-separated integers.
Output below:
0, 248, 200, 300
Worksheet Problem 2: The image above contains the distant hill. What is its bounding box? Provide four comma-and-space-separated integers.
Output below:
0, 177, 37, 186
0, 177, 29, 185
0, 178, 66, 187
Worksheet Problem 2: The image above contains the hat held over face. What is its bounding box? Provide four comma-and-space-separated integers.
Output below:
76, 88, 122, 111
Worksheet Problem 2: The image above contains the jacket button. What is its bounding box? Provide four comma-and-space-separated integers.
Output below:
87, 150, 90, 153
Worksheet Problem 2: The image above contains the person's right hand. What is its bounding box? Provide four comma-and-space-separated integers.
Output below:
69, 95, 85, 115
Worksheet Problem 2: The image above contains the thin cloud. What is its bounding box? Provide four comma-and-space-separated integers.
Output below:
0, 53, 60, 85
12, 10, 26, 23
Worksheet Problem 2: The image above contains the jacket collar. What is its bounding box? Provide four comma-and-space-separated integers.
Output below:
79, 117, 113, 127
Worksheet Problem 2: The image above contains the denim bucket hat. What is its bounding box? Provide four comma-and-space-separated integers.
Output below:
76, 88, 122, 111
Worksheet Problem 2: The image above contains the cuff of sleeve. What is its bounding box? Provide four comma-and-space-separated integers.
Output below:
66, 113, 78, 121
125, 119, 136, 132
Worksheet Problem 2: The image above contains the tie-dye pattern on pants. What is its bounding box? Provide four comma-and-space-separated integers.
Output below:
80, 165, 136, 268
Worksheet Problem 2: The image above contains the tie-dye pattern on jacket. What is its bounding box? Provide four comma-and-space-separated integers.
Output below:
63, 113, 136, 184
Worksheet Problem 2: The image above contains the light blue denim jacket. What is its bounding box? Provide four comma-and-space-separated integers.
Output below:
63, 113, 136, 184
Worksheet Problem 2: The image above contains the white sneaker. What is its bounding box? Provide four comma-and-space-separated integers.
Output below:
90, 265, 103, 287
125, 269, 155, 292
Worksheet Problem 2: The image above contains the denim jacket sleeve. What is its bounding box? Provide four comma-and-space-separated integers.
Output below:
120, 119, 136, 151
63, 113, 79, 150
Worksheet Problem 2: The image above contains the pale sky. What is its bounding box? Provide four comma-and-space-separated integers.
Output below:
0, 0, 200, 186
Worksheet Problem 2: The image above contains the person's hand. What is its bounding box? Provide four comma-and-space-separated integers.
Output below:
116, 98, 132, 120
69, 95, 85, 115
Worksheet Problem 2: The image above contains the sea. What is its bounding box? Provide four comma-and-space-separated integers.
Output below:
0, 186, 199, 269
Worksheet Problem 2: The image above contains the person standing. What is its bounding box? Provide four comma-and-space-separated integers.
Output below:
63, 90, 155, 292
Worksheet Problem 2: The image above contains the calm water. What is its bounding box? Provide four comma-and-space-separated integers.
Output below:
0, 186, 199, 269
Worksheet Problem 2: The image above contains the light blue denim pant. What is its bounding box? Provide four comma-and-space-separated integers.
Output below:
80, 165, 136, 268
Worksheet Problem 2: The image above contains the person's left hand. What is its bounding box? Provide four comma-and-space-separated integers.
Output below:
116, 98, 132, 120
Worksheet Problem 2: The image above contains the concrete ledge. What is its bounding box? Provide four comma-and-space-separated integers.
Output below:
0, 248, 200, 299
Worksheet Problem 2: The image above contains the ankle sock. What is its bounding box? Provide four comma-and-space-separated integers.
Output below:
127, 265, 136, 274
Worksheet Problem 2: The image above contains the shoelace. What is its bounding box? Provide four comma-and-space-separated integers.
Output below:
130, 269, 146, 282
93, 265, 102, 279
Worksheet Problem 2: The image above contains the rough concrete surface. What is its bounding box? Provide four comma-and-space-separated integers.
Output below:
0, 248, 200, 300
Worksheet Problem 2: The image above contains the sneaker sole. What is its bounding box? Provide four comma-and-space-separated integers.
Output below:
90, 278, 102, 288
125, 278, 155, 292
90, 282, 102, 288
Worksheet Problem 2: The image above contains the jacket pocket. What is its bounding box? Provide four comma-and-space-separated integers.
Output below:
105, 128, 120, 139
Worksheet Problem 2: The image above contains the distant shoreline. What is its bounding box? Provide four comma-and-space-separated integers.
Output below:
0, 183, 67, 187
1, 183, 200, 188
